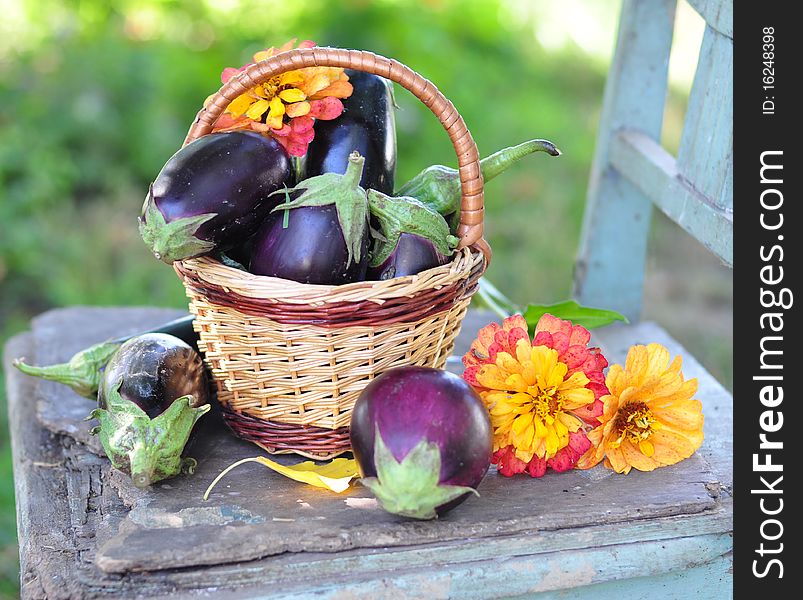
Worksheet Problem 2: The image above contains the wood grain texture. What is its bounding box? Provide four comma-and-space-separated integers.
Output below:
6, 307, 732, 599
676, 25, 734, 211
688, 0, 733, 38
609, 129, 733, 266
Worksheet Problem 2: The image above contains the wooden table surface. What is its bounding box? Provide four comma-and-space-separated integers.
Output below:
4, 307, 733, 599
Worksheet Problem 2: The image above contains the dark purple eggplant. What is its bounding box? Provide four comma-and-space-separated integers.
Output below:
97, 333, 209, 418
300, 70, 396, 194
366, 189, 457, 280
250, 152, 370, 284
139, 131, 294, 263
368, 232, 450, 280
350, 366, 492, 519
249, 205, 369, 284
14, 315, 199, 399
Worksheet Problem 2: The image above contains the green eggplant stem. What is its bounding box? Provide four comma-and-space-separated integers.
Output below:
479, 139, 561, 183
395, 138, 560, 226
341, 151, 366, 188
271, 151, 369, 266
13, 341, 121, 399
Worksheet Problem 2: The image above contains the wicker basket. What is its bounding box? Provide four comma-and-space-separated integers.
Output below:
174, 47, 491, 459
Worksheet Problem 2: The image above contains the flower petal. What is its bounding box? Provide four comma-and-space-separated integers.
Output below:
310, 79, 354, 99
279, 88, 307, 103
226, 93, 256, 117
285, 101, 311, 118
245, 98, 271, 121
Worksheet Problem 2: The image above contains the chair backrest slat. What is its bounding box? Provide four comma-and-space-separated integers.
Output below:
574, 0, 676, 321
687, 0, 733, 38
574, 0, 733, 321
676, 25, 734, 211
610, 129, 733, 265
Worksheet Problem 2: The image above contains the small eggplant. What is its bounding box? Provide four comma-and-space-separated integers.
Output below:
366, 189, 458, 280
396, 139, 560, 231
249, 204, 369, 284
90, 333, 211, 488
14, 315, 198, 399
139, 131, 294, 263
350, 366, 492, 520
300, 70, 397, 194
97, 333, 209, 418
250, 152, 370, 284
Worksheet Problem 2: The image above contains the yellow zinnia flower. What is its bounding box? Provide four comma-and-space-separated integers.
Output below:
578, 343, 704, 474
475, 342, 596, 465
209, 39, 353, 156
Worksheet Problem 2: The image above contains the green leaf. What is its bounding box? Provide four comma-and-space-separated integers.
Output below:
523, 300, 627, 332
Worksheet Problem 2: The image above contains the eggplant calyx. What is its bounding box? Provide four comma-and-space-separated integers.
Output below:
367, 190, 458, 268
271, 152, 369, 266
14, 341, 121, 399
139, 185, 217, 263
361, 426, 479, 520
90, 383, 210, 487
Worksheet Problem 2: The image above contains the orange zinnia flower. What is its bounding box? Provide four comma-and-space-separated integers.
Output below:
578, 343, 704, 474
208, 39, 353, 156
463, 314, 608, 477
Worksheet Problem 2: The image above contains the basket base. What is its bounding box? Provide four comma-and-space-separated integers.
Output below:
220, 405, 352, 460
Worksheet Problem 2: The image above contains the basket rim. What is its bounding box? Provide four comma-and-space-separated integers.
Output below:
176, 247, 483, 305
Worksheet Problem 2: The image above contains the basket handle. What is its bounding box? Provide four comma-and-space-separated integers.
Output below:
184, 46, 491, 263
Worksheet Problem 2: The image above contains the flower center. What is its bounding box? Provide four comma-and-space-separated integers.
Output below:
530, 385, 563, 422
613, 401, 657, 445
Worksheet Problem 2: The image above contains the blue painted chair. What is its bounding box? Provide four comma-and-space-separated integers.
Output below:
573, 0, 733, 594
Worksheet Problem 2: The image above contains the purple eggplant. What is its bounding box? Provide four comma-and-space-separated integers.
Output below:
14, 315, 199, 400
366, 189, 457, 280
368, 232, 450, 280
139, 131, 294, 263
249, 204, 369, 284
90, 333, 211, 488
250, 152, 370, 284
97, 333, 209, 418
301, 70, 396, 194
350, 366, 492, 520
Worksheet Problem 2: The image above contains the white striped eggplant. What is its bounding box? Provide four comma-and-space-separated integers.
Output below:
90, 333, 211, 488
14, 315, 198, 399
139, 131, 294, 263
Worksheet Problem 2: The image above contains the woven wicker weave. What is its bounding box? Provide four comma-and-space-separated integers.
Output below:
174, 47, 489, 459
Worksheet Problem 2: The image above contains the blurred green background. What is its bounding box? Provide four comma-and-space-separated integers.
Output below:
0, 0, 731, 595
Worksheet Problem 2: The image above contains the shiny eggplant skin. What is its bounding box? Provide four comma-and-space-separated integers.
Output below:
249, 205, 369, 284
367, 232, 449, 280
140, 131, 294, 262
110, 314, 198, 348
300, 70, 396, 193
98, 334, 209, 419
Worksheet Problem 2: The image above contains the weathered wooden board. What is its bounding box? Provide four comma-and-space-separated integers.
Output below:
6, 307, 732, 599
